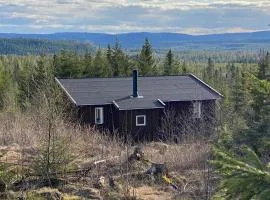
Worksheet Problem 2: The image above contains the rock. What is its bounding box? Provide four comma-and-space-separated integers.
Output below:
75, 187, 102, 200
146, 163, 168, 177
0, 179, 6, 192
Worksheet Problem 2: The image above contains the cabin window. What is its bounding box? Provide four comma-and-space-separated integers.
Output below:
193, 101, 202, 119
95, 107, 104, 124
136, 115, 146, 126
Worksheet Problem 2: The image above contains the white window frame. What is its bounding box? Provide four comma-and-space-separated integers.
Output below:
136, 115, 146, 126
95, 107, 104, 124
193, 101, 202, 119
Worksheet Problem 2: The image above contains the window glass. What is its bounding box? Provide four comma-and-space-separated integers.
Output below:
136, 115, 146, 126
95, 107, 104, 124
193, 101, 201, 119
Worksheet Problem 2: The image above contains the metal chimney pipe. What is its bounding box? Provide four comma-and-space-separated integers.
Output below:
132, 69, 138, 97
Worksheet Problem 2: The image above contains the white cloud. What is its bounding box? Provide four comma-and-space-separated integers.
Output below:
0, 0, 269, 34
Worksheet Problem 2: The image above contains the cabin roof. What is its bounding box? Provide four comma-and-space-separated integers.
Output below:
56, 74, 223, 110
113, 97, 165, 110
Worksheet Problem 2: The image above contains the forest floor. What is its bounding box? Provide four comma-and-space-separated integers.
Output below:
0, 139, 216, 200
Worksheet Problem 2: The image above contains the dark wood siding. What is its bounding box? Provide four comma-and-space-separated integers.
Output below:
78, 104, 119, 132
75, 100, 217, 141
118, 108, 164, 141
162, 100, 217, 138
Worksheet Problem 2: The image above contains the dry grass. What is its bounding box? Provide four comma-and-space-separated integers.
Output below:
0, 112, 39, 147
131, 186, 173, 200
0, 109, 214, 199
144, 140, 210, 171
0, 109, 125, 162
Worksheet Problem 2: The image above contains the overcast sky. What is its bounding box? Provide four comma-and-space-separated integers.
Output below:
0, 0, 269, 34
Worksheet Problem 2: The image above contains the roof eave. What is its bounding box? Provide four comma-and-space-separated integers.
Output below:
188, 73, 224, 99
55, 77, 77, 105
118, 106, 165, 111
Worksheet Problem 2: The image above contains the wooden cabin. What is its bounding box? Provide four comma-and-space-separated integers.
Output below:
56, 70, 223, 141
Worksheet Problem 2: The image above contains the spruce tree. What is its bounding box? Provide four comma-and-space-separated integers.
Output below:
0, 68, 11, 108
82, 51, 92, 77
211, 146, 270, 200
231, 69, 247, 113
206, 57, 214, 84
258, 51, 270, 81
182, 61, 188, 73
164, 49, 174, 75
54, 51, 81, 78
109, 42, 129, 77
106, 44, 113, 76
92, 49, 110, 77
138, 38, 155, 76
236, 74, 270, 156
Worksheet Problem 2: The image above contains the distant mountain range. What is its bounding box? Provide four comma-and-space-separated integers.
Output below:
0, 38, 93, 55
0, 31, 270, 53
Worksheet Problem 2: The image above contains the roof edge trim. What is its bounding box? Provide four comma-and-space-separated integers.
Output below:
188, 74, 224, 99
55, 77, 77, 105
118, 107, 165, 111
157, 99, 166, 106
112, 100, 120, 109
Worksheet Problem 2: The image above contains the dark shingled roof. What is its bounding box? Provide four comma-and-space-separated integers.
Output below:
113, 97, 165, 110
56, 74, 223, 110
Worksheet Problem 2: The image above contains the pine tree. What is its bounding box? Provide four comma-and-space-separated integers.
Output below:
138, 38, 155, 76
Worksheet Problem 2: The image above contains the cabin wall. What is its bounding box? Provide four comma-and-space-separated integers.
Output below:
118, 108, 164, 141
165, 101, 192, 116
78, 104, 119, 132
76, 100, 217, 141
162, 100, 217, 137
201, 100, 217, 136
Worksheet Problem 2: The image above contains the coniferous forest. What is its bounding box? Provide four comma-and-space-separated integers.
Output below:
0, 38, 269, 199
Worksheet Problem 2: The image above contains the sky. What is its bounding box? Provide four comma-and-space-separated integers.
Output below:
0, 0, 270, 35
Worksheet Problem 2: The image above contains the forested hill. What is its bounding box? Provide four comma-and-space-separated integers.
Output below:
0, 38, 94, 55
0, 31, 270, 51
